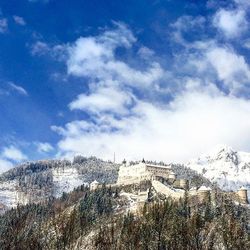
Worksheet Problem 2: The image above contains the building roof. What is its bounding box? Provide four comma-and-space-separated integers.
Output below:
145, 163, 171, 169
198, 186, 211, 191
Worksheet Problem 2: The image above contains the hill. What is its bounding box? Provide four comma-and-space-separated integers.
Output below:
0, 156, 119, 211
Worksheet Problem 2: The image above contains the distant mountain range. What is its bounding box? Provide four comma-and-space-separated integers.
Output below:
187, 145, 250, 202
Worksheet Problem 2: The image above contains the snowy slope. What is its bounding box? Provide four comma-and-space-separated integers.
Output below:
0, 180, 18, 208
0, 157, 119, 211
0, 166, 86, 211
187, 145, 250, 199
52, 167, 86, 197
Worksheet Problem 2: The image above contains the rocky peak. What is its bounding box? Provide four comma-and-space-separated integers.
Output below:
209, 145, 238, 165
187, 145, 250, 200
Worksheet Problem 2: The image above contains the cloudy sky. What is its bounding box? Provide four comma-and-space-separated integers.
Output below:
1, 0, 250, 171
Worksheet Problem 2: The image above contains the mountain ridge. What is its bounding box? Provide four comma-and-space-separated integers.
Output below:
1, 145, 249, 211
0, 156, 119, 212
187, 145, 250, 202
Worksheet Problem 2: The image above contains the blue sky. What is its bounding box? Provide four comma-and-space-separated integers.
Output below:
1, 0, 250, 171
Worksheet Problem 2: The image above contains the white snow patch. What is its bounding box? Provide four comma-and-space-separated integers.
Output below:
0, 180, 18, 208
52, 167, 85, 197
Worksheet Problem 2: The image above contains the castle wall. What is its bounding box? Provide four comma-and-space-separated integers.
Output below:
117, 162, 172, 185
152, 180, 184, 200
198, 190, 210, 202
117, 162, 250, 206
237, 188, 248, 204
179, 179, 189, 189
146, 164, 171, 179
189, 188, 198, 196
117, 163, 152, 185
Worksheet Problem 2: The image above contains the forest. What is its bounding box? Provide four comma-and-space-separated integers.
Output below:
0, 182, 249, 249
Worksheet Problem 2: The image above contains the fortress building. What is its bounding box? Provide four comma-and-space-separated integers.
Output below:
117, 160, 174, 185
197, 186, 212, 202
90, 180, 99, 191
116, 160, 249, 205
237, 187, 249, 204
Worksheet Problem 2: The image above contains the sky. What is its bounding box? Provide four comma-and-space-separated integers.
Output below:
1, 0, 250, 171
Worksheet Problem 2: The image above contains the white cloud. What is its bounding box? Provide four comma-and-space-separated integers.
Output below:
234, 0, 250, 7
137, 46, 155, 58
13, 16, 26, 26
36, 142, 54, 153
30, 41, 67, 61
52, 22, 250, 164
213, 9, 247, 38
176, 41, 250, 94
170, 15, 206, 45
69, 85, 134, 115
0, 158, 13, 174
30, 41, 50, 56
54, 90, 250, 163
1, 146, 27, 162
8, 82, 28, 96
52, 120, 96, 137
205, 46, 250, 90
66, 23, 163, 88
243, 39, 250, 49
0, 18, 7, 33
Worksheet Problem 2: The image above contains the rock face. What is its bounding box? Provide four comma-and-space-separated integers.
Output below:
0, 156, 119, 211
187, 145, 250, 202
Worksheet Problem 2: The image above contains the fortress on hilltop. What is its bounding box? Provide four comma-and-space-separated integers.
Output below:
117, 159, 176, 185
112, 159, 249, 205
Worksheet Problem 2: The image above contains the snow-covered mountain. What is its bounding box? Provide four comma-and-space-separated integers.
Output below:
0, 156, 119, 212
187, 145, 250, 199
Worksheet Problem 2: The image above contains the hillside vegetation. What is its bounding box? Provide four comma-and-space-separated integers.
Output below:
0, 182, 249, 250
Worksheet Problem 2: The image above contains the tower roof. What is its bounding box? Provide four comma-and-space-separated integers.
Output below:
198, 186, 211, 191
91, 180, 99, 185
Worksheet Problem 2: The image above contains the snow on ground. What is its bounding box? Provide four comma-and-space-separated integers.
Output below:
0, 180, 18, 208
0, 166, 87, 210
52, 167, 85, 197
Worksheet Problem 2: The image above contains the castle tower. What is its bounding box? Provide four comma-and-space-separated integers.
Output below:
90, 180, 99, 191
179, 179, 189, 190
210, 190, 217, 206
198, 186, 211, 202
122, 159, 127, 166
168, 172, 176, 184
168, 172, 176, 180
237, 187, 249, 204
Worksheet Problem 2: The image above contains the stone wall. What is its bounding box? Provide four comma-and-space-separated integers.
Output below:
152, 180, 185, 200
117, 162, 172, 185
117, 163, 152, 185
